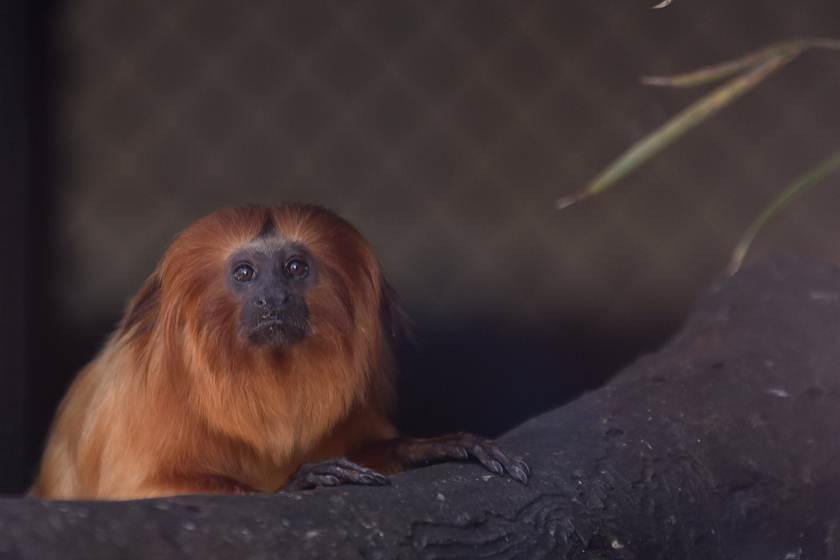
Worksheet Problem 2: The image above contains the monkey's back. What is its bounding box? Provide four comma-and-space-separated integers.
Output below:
31, 339, 150, 499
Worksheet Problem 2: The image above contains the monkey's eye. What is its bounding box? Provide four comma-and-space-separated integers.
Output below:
232, 264, 256, 283
284, 258, 309, 279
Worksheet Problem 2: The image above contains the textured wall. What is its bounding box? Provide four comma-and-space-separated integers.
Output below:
46, 2, 840, 333
21, 1, 840, 488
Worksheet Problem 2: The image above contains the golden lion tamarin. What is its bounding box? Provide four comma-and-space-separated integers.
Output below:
31, 204, 528, 499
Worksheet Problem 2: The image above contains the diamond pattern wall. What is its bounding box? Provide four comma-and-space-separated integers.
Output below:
28, 1, 840, 442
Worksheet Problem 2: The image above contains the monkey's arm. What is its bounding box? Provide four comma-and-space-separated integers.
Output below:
351, 433, 530, 484
285, 409, 529, 491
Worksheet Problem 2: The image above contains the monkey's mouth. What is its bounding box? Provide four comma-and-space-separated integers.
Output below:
248, 317, 308, 346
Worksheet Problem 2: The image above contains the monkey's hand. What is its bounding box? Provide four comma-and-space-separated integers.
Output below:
355, 432, 530, 485
283, 458, 390, 491
404, 433, 530, 484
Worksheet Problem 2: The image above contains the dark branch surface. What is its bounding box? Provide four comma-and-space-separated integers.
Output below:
3, 255, 840, 559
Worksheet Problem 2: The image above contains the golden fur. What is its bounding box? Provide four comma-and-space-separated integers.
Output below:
32, 205, 399, 499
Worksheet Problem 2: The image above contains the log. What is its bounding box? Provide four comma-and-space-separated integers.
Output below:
2, 255, 839, 559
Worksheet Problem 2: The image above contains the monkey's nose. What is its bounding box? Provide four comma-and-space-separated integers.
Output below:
254, 297, 276, 321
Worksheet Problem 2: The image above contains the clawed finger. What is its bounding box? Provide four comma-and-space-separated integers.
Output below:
310, 474, 340, 487
470, 444, 504, 475
451, 436, 528, 485
486, 444, 530, 484
285, 459, 391, 491
317, 463, 389, 485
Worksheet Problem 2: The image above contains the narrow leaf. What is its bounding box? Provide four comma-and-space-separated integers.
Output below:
727, 150, 840, 275
642, 38, 839, 88
556, 52, 796, 211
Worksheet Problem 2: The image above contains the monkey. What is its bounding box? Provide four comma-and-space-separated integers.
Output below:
31, 204, 529, 500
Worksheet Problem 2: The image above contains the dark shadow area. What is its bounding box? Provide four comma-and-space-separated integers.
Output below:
18, 0, 60, 494
0, 0, 30, 495
396, 318, 678, 438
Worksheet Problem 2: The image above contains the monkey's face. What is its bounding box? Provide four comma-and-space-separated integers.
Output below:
225, 242, 316, 347
150, 205, 382, 363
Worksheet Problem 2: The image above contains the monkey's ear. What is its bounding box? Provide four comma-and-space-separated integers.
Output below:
120, 273, 162, 337
380, 279, 414, 344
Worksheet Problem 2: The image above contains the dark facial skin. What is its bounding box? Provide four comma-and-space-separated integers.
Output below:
226, 240, 316, 347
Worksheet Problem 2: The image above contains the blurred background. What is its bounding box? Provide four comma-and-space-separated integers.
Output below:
2, 0, 839, 494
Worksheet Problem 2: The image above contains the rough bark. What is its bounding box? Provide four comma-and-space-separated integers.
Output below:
2, 255, 839, 559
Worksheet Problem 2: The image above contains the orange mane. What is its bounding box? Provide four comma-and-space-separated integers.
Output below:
32, 205, 398, 498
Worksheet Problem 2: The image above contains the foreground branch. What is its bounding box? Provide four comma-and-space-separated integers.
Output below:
2, 255, 840, 559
